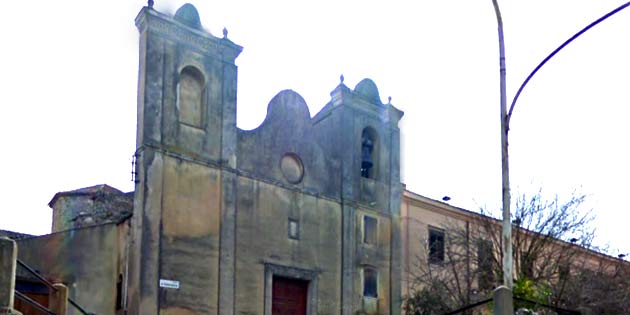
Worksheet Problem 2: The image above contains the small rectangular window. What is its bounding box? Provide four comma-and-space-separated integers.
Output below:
288, 219, 299, 240
363, 215, 377, 245
559, 263, 570, 282
477, 240, 494, 290
521, 255, 534, 279
363, 268, 378, 298
428, 227, 445, 264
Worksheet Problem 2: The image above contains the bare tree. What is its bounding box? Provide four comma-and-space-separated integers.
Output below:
509, 192, 593, 281
558, 252, 630, 314
403, 191, 630, 315
405, 221, 474, 314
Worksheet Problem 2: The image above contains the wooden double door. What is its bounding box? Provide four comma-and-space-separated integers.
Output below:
272, 276, 309, 315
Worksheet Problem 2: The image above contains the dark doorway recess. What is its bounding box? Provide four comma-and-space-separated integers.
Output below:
272, 276, 308, 315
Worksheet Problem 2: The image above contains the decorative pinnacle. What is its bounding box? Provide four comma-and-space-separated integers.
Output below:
388, 96, 392, 104
148, 0, 154, 8
340, 74, 345, 84
223, 27, 228, 38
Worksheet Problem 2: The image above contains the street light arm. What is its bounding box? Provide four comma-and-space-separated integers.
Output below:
506, 1, 630, 127
492, 0, 503, 26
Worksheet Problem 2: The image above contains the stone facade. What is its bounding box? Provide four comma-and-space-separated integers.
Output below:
15, 221, 130, 315
127, 4, 403, 315
49, 184, 133, 233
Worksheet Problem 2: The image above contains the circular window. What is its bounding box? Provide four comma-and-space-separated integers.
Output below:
280, 153, 304, 184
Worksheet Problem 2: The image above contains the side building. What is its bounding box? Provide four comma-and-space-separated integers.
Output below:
400, 190, 630, 314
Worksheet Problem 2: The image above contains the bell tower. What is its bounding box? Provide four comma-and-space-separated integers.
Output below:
128, 3, 242, 315
313, 77, 404, 315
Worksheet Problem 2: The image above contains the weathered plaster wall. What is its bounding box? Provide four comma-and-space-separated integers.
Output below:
128, 4, 402, 315
234, 177, 342, 315
400, 193, 472, 299
235, 83, 402, 315
237, 90, 339, 198
117, 219, 131, 315
356, 208, 393, 314
311, 80, 403, 315
16, 223, 125, 315
128, 5, 242, 315
51, 197, 86, 232
311, 80, 403, 215
133, 6, 241, 162
50, 186, 133, 233
158, 156, 222, 315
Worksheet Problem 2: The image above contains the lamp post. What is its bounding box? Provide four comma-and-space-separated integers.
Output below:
491, 0, 512, 290
490, 0, 630, 291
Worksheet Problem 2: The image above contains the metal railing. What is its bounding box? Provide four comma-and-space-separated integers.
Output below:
442, 297, 493, 315
438, 295, 582, 315
14, 290, 56, 315
16, 259, 93, 315
514, 297, 581, 315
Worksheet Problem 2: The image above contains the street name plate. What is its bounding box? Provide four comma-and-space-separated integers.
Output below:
159, 279, 180, 289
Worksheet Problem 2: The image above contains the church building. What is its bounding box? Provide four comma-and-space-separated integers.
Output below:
3, 3, 627, 315
125, 3, 404, 315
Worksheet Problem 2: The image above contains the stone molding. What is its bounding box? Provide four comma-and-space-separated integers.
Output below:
135, 7, 242, 62
263, 263, 319, 315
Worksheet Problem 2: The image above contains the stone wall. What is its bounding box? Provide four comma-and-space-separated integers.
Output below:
16, 222, 128, 315
49, 185, 133, 233
157, 156, 222, 315
234, 177, 343, 315
128, 4, 403, 315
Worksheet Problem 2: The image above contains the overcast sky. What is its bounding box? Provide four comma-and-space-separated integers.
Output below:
0, 1, 628, 255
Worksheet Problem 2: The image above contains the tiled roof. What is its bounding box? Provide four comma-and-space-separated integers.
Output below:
0, 229, 34, 240
48, 184, 125, 207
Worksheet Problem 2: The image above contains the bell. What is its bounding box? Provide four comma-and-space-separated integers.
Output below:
362, 148, 373, 169
361, 138, 373, 177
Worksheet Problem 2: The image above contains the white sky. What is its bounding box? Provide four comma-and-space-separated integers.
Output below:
0, 1, 628, 255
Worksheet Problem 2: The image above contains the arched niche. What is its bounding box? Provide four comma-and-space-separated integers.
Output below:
177, 65, 206, 128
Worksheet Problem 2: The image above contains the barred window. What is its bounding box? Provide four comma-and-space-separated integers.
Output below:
363, 267, 378, 298
428, 227, 445, 264
477, 240, 494, 290
363, 215, 377, 245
